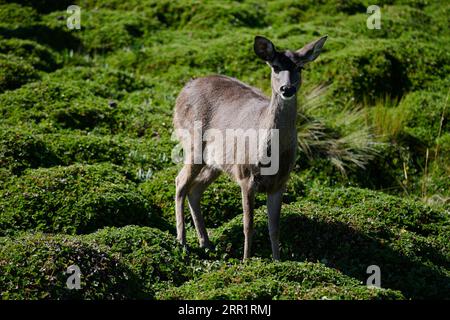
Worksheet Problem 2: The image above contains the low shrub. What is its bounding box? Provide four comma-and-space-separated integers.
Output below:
44, 9, 159, 53
400, 90, 449, 147
0, 3, 40, 27
0, 126, 61, 175
0, 79, 120, 131
157, 259, 403, 300
0, 3, 80, 50
0, 79, 92, 125
0, 163, 163, 235
0, 53, 39, 93
47, 66, 148, 99
50, 98, 118, 130
212, 189, 450, 299
0, 233, 144, 299
306, 186, 449, 236
86, 226, 194, 294
0, 0, 73, 14
0, 38, 59, 71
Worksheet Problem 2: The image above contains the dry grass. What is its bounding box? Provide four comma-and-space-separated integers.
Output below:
297, 86, 380, 176
365, 96, 407, 142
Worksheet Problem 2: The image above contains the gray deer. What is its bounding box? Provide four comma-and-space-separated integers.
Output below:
173, 35, 327, 260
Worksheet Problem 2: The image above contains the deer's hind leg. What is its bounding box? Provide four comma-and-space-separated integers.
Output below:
175, 164, 202, 248
187, 166, 221, 249
239, 178, 256, 260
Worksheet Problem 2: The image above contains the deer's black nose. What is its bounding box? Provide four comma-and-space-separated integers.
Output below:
280, 85, 296, 97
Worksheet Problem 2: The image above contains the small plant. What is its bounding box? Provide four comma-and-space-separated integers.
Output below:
136, 167, 153, 181
365, 96, 406, 142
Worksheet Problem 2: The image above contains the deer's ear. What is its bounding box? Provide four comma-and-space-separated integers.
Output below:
254, 36, 276, 62
294, 35, 327, 67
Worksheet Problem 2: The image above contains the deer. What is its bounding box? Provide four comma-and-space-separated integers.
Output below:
173, 35, 327, 260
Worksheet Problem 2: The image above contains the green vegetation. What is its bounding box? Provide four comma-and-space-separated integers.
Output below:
158, 259, 404, 300
85, 226, 194, 295
0, 53, 40, 92
0, 163, 168, 235
0, 232, 144, 299
212, 187, 450, 299
0, 0, 448, 300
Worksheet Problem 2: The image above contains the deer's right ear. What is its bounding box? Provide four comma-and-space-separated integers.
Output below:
254, 36, 276, 62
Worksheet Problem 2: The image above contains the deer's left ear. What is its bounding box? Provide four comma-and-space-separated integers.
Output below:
294, 35, 327, 67
254, 36, 276, 62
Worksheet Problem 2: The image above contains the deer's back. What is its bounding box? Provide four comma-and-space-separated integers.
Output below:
174, 75, 270, 132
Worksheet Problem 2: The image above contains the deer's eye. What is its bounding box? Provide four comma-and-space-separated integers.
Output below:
272, 65, 281, 73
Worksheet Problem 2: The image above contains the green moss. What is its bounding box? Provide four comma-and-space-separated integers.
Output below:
0, 163, 164, 235
157, 259, 403, 300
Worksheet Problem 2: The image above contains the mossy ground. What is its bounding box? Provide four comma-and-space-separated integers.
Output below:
0, 0, 449, 300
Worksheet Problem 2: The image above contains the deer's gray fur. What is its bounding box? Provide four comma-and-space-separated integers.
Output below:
173, 35, 327, 260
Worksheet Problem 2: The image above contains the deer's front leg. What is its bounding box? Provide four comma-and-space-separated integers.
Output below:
267, 189, 283, 260
240, 180, 255, 260
175, 164, 201, 249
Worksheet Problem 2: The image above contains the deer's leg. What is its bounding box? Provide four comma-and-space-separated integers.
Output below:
175, 164, 202, 248
187, 167, 220, 249
240, 179, 256, 260
267, 188, 283, 261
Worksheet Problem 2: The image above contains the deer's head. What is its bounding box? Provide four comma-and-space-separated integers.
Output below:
254, 35, 327, 100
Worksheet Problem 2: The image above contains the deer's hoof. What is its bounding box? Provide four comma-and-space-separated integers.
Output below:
181, 244, 190, 255
199, 238, 214, 249
202, 243, 216, 253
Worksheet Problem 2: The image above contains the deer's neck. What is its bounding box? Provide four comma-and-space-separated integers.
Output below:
260, 91, 298, 153
266, 91, 297, 131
